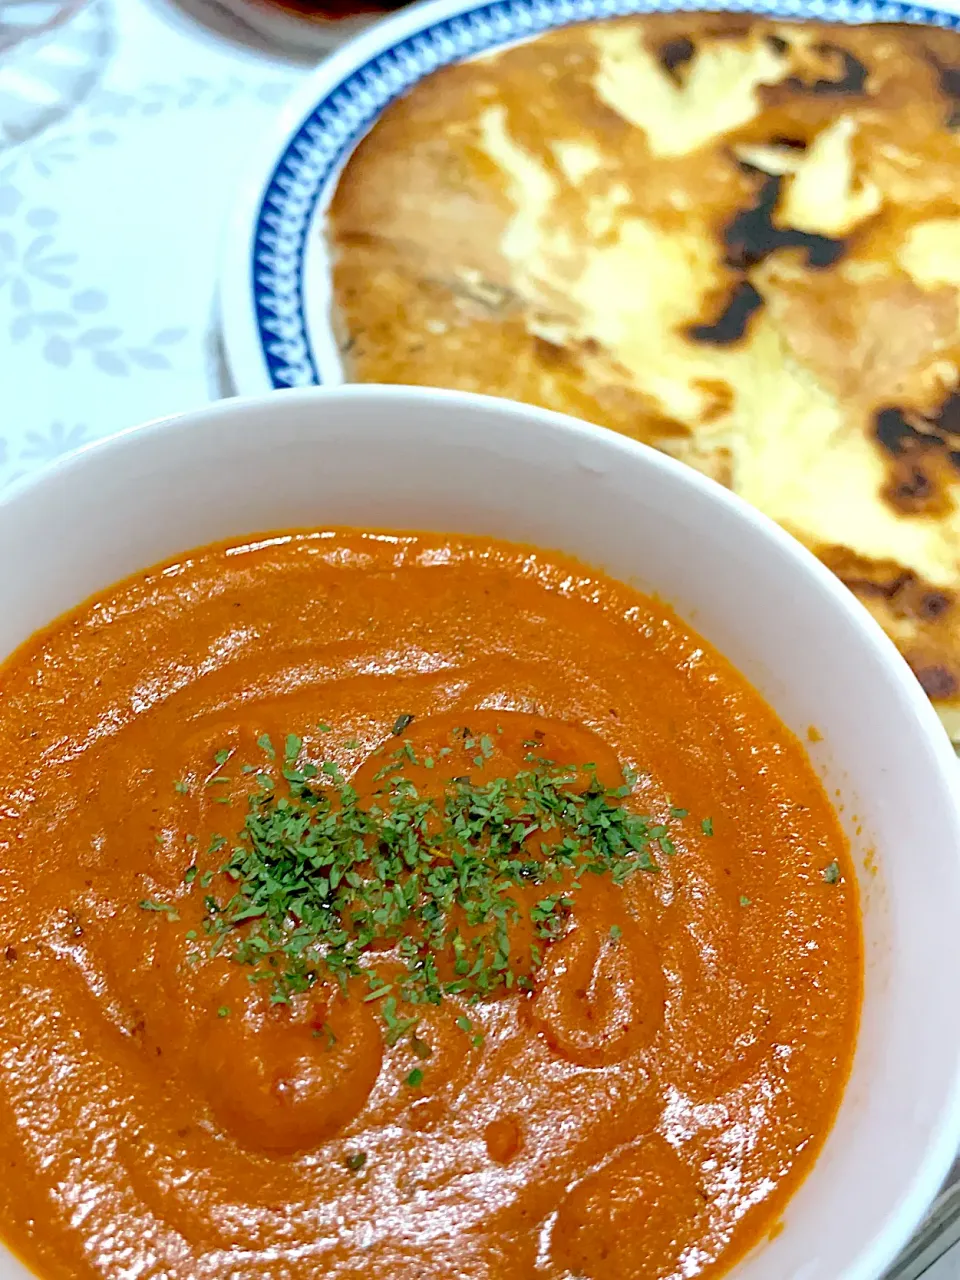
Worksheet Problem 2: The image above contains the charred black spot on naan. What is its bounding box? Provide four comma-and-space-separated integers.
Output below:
688, 281, 764, 346
783, 44, 868, 97
915, 664, 959, 699
658, 36, 695, 83
874, 408, 930, 459
723, 175, 846, 271
874, 399, 960, 516
926, 54, 960, 129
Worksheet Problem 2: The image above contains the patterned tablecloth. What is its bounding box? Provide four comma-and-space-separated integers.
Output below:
0, 0, 303, 490
0, 1, 959, 1276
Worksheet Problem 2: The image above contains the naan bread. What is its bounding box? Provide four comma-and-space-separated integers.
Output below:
328, 13, 960, 738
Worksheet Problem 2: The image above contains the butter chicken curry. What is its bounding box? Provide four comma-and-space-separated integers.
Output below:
0, 530, 860, 1279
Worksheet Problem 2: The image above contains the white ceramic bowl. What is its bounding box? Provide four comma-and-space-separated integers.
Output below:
1, 385, 959, 1280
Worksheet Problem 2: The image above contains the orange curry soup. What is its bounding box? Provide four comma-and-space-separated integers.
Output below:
0, 530, 860, 1280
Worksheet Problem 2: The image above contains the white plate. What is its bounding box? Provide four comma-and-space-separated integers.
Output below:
218, 0, 960, 396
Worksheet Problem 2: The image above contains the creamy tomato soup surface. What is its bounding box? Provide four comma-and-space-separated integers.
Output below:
0, 529, 860, 1280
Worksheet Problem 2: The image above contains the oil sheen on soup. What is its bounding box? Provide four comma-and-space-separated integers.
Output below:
0, 530, 861, 1280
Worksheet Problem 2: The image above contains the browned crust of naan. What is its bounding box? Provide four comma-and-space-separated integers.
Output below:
328, 13, 960, 734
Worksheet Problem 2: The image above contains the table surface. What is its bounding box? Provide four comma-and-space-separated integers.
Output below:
0, 1, 958, 1275
0, 0, 304, 491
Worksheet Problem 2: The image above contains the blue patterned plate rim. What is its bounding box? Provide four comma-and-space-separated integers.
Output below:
218, 0, 960, 397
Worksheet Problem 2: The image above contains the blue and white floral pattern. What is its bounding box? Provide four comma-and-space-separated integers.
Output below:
250, 0, 960, 390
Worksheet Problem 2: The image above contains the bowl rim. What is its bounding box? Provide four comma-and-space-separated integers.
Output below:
3, 382, 960, 1280
217, 0, 960, 397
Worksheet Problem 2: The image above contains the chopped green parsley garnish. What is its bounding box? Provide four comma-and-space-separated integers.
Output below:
405, 1068, 424, 1088
140, 899, 179, 919
345, 1150, 367, 1172
739, 895, 751, 907
701, 817, 714, 837
148, 731, 695, 1039
822, 860, 841, 885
